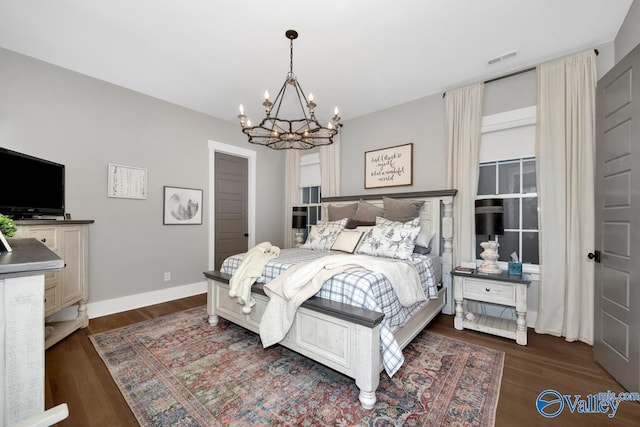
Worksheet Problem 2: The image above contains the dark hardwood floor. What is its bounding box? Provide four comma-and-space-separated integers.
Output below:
45, 295, 639, 426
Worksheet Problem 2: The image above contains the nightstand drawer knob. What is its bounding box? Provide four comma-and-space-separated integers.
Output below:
486, 287, 490, 292
41, 238, 47, 243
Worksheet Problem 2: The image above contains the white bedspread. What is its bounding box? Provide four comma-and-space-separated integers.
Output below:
221, 248, 440, 376
259, 254, 425, 348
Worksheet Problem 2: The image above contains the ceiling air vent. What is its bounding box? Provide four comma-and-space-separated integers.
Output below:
488, 49, 519, 65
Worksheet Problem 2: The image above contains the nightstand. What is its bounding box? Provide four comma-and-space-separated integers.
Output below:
451, 269, 531, 345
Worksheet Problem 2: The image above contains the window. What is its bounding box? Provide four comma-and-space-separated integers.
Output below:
299, 153, 322, 241
476, 157, 539, 266
300, 185, 321, 241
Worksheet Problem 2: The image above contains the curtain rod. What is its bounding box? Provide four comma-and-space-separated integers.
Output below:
442, 48, 599, 98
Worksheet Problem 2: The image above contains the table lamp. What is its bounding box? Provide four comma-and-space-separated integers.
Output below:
292, 207, 308, 247
475, 199, 504, 274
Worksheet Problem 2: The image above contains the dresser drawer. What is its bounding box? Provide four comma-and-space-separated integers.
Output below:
26, 227, 58, 252
463, 278, 515, 305
44, 285, 59, 316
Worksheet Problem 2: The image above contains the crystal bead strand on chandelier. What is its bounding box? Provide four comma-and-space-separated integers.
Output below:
237, 29, 342, 150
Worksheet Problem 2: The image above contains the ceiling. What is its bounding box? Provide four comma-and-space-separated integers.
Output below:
0, 1, 633, 123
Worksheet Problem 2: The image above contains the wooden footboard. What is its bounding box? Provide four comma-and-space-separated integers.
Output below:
203, 270, 445, 409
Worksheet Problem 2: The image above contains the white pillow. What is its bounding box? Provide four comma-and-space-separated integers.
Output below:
416, 230, 435, 248
301, 224, 343, 251
331, 230, 364, 254
356, 225, 420, 260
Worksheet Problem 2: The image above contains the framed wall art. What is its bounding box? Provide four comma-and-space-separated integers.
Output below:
108, 163, 148, 199
364, 143, 413, 189
163, 186, 203, 225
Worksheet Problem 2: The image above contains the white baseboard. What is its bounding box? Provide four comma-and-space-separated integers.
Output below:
46, 280, 207, 322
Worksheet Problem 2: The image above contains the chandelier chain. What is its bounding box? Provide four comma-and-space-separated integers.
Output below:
290, 37, 294, 75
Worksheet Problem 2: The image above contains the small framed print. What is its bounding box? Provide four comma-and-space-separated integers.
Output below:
364, 143, 413, 189
108, 164, 148, 199
163, 186, 203, 225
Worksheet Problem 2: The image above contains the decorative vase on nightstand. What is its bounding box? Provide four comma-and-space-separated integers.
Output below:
478, 240, 501, 274
475, 199, 504, 275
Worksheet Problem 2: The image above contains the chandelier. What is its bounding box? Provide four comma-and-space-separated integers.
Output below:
237, 30, 342, 150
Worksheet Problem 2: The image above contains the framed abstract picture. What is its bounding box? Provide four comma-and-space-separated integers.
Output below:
163, 186, 203, 225
364, 143, 413, 189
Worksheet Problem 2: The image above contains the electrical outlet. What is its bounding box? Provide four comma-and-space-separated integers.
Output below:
164, 272, 171, 281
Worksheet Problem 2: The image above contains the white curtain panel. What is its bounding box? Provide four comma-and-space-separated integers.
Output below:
445, 83, 484, 267
319, 133, 341, 197
284, 149, 301, 248
535, 50, 596, 344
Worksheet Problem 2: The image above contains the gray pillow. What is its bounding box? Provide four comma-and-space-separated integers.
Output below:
413, 244, 431, 255
383, 197, 425, 222
345, 218, 376, 229
353, 200, 384, 222
327, 203, 358, 221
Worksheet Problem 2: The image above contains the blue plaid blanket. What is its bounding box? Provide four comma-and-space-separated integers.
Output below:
220, 248, 440, 376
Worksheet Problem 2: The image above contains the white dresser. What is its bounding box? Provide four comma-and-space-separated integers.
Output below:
15, 220, 93, 349
0, 238, 64, 425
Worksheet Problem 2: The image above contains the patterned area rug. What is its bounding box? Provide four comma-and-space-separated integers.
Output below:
90, 306, 504, 426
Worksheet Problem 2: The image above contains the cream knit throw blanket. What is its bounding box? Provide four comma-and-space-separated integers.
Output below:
228, 242, 280, 314
259, 254, 425, 347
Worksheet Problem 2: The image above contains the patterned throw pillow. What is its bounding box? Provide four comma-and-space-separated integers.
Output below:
301, 222, 345, 251
356, 225, 420, 260
376, 216, 433, 252
316, 218, 349, 229
376, 216, 420, 228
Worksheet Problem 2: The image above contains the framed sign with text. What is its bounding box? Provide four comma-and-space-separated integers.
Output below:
364, 143, 413, 189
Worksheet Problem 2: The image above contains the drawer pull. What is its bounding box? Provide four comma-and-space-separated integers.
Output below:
41, 238, 47, 243
485, 288, 490, 292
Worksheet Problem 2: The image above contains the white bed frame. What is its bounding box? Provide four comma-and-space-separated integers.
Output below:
204, 190, 455, 409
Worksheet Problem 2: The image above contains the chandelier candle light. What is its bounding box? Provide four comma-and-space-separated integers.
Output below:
238, 30, 342, 149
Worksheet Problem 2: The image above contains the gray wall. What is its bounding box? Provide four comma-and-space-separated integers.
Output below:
339, 41, 616, 198
0, 47, 284, 302
340, 94, 447, 195
615, 0, 640, 63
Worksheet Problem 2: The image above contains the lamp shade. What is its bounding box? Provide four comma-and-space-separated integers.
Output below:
475, 199, 504, 237
292, 206, 308, 229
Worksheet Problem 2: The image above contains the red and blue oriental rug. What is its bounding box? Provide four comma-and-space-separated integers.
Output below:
90, 306, 503, 426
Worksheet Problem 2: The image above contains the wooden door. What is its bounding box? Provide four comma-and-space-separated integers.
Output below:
214, 153, 248, 270
593, 42, 640, 392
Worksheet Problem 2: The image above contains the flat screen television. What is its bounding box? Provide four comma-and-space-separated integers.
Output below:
0, 147, 65, 218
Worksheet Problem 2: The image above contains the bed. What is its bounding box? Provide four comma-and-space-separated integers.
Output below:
203, 190, 456, 409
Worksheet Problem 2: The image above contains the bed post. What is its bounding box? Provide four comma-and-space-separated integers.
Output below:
354, 323, 381, 409
207, 279, 219, 326
441, 197, 454, 315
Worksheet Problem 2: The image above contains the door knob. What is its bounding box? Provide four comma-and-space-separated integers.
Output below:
587, 250, 601, 263
244, 233, 249, 237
